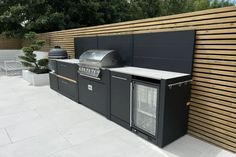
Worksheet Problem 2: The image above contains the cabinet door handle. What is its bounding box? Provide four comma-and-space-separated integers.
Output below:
112, 75, 127, 81
130, 82, 133, 127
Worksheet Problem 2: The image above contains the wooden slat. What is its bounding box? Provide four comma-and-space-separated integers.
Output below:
194, 59, 236, 66
196, 34, 236, 39
196, 45, 236, 50
192, 85, 236, 98
193, 64, 236, 71
196, 40, 236, 45
197, 28, 236, 34
193, 68, 236, 77
0, 38, 22, 49
195, 49, 236, 55
61, 17, 236, 36
190, 97, 236, 114
189, 111, 236, 132
191, 98, 236, 114
189, 110, 236, 134
193, 77, 236, 87
194, 54, 236, 61
193, 72, 236, 82
190, 102, 236, 120
190, 103, 236, 124
191, 90, 236, 104
191, 93, 236, 108
43, 22, 236, 39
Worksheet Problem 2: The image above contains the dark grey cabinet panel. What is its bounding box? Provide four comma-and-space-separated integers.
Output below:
110, 72, 131, 128
49, 73, 58, 91
157, 76, 190, 147
79, 75, 107, 117
58, 78, 78, 102
57, 61, 78, 80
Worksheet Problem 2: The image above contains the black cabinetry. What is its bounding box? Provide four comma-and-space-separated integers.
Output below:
78, 70, 110, 118
58, 77, 78, 102
49, 60, 79, 102
157, 77, 190, 147
57, 61, 77, 80
49, 73, 58, 91
110, 72, 131, 129
109, 71, 191, 147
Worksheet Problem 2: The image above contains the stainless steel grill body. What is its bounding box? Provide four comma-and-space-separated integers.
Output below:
78, 49, 122, 79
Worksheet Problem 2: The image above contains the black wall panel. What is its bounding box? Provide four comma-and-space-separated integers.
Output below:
98, 35, 133, 65
133, 30, 195, 74
74, 36, 98, 58
74, 30, 195, 74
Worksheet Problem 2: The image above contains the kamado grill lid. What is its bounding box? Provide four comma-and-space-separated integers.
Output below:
48, 46, 68, 59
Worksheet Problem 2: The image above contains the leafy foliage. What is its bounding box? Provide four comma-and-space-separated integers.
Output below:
0, 0, 235, 37
18, 32, 49, 74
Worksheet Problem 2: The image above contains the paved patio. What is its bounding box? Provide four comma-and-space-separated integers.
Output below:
0, 75, 235, 157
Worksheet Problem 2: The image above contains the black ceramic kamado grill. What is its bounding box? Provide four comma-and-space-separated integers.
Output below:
78, 49, 122, 80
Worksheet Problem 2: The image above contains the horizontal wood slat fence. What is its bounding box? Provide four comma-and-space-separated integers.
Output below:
39, 6, 236, 152
0, 38, 22, 49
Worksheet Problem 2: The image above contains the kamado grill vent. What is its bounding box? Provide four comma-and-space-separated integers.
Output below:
78, 49, 122, 79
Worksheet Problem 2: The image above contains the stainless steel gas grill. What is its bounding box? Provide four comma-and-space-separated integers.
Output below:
78, 49, 122, 80
78, 49, 123, 118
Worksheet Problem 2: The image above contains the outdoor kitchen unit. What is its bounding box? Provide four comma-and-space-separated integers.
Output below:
110, 67, 192, 147
78, 49, 123, 118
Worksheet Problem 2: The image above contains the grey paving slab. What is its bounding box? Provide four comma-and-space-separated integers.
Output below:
0, 76, 234, 157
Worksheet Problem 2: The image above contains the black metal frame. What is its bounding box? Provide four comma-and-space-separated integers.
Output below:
131, 79, 160, 141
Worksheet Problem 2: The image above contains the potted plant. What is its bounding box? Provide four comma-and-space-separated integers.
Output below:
19, 32, 50, 86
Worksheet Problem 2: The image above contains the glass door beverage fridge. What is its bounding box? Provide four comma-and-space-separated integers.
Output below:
131, 80, 160, 140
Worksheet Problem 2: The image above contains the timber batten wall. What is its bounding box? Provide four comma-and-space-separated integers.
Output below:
0, 38, 22, 49
39, 6, 236, 152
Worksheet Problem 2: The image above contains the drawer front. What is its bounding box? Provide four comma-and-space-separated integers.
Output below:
57, 62, 78, 80
58, 78, 78, 102
49, 73, 58, 91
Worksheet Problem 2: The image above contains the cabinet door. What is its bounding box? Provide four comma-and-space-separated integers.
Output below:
111, 72, 131, 123
57, 62, 77, 80
58, 78, 78, 102
49, 73, 58, 91
78, 75, 107, 116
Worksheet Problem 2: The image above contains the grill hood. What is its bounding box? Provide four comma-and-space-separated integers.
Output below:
78, 49, 122, 68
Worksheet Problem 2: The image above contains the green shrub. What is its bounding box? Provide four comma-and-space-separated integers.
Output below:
19, 32, 49, 74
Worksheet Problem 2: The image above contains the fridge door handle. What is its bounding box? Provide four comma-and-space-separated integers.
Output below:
130, 82, 133, 127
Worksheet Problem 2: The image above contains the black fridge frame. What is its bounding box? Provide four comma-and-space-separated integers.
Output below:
131, 79, 160, 142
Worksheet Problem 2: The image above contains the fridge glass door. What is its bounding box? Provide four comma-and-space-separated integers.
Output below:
133, 82, 159, 136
